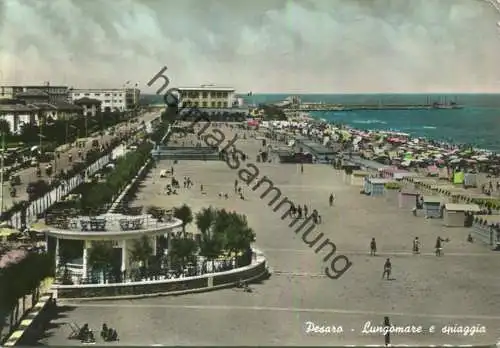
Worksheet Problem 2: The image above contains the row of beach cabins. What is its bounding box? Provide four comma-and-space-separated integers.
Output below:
261, 130, 500, 249
340, 157, 500, 249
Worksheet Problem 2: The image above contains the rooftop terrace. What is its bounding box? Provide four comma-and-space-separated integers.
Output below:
42, 213, 182, 240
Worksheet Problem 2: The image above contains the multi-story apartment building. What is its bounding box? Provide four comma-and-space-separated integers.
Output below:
0, 83, 70, 103
178, 85, 235, 108
70, 88, 140, 112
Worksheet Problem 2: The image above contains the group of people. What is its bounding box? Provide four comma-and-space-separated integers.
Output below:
76, 323, 119, 343
370, 236, 449, 258
370, 236, 451, 280
288, 202, 322, 224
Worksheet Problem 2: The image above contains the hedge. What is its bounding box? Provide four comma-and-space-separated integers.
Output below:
80, 142, 153, 213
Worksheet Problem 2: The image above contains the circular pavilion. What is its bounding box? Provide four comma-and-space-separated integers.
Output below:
39, 213, 183, 284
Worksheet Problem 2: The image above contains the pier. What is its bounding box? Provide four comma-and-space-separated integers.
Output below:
283, 104, 463, 112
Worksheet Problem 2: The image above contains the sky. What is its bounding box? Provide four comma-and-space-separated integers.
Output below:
0, 0, 500, 93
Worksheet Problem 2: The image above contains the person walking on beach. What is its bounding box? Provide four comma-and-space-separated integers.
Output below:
370, 238, 377, 256
329, 193, 335, 207
234, 180, 238, 193
413, 237, 420, 254
303, 204, 308, 218
300, 163, 304, 173
435, 236, 447, 256
382, 258, 391, 280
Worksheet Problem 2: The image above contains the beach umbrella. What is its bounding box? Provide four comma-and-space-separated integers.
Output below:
30, 221, 49, 232
0, 227, 18, 238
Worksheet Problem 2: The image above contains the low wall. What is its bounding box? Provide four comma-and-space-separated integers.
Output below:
2, 294, 53, 347
54, 253, 268, 300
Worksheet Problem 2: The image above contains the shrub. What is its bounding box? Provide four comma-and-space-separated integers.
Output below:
384, 182, 402, 190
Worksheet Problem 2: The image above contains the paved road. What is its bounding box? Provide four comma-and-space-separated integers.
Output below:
1, 111, 160, 212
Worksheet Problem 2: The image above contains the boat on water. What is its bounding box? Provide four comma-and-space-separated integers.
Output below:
429, 96, 463, 109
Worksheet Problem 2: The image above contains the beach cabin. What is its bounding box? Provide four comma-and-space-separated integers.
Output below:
443, 203, 481, 227
392, 170, 414, 180
464, 173, 477, 188
398, 189, 420, 209
341, 163, 361, 183
350, 170, 370, 186
364, 178, 391, 197
422, 196, 442, 218
379, 166, 398, 179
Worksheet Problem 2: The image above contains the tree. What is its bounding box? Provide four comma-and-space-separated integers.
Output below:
0, 119, 11, 135
173, 204, 193, 237
0, 252, 53, 333
212, 209, 255, 263
195, 206, 217, 236
87, 242, 114, 282
129, 235, 154, 269
169, 237, 198, 271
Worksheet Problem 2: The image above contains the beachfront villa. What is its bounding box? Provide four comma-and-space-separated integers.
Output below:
43, 213, 183, 283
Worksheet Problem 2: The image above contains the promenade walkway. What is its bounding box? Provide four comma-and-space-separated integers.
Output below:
35, 124, 500, 346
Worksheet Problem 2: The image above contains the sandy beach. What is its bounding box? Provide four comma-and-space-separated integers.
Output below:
37, 124, 500, 346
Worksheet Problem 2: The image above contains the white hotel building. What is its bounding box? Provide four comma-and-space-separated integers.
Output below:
70, 88, 140, 112
178, 86, 236, 108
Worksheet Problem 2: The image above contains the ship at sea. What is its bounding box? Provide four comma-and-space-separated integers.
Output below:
428, 96, 463, 109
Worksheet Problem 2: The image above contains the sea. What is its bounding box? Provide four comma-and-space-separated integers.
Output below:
143, 93, 500, 152
239, 94, 500, 152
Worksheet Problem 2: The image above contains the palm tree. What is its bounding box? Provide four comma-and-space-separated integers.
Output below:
173, 204, 193, 237
217, 211, 256, 266
87, 242, 114, 283
169, 237, 198, 272
195, 206, 217, 236
130, 235, 154, 270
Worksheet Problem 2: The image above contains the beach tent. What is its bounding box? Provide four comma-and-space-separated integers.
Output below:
247, 119, 259, 127
398, 189, 420, 209
464, 173, 477, 188
453, 171, 465, 184
364, 177, 391, 196
427, 165, 439, 177
443, 203, 480, 227
422, 196, 442, 218
350, 170, 370, 186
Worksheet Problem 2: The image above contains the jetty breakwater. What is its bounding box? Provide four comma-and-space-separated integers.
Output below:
284, 104, 463, 112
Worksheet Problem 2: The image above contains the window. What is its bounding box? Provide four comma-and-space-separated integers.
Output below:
105, 93, 110, 97
118, 100, 122, 103
211, 102, 216, 107
95, 93, 100, 96
113, 93, 117, 96
217, 101, 222, 108
202, 92, 208, 98
194, 101, 199, 107
84, 93, 90, 96
104, 100, 110, 103
202, 101, 207, 107
223, 102, 228, 108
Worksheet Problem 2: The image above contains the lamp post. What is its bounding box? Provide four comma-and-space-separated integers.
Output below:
38, 121, 44, 156
0, 131, 5, 215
